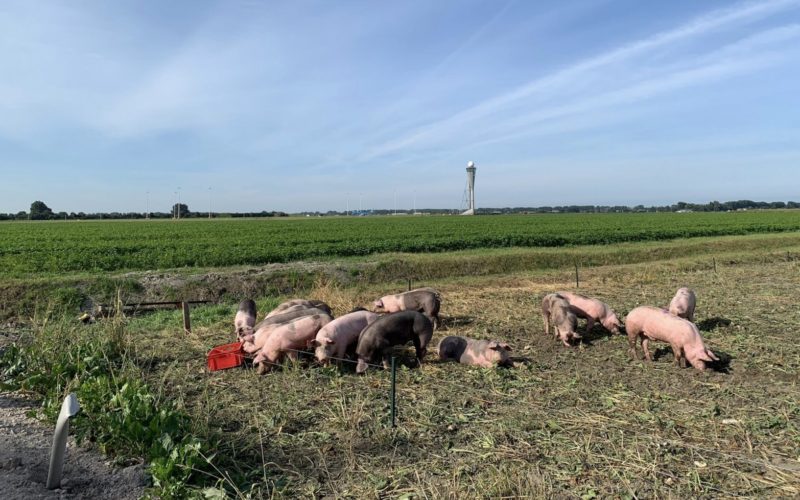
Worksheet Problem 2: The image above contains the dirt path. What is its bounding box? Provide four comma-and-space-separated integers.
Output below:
0, 391, 147, 500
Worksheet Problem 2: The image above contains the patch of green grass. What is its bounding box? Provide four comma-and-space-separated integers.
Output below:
0, 317, 219, 498
3, 212, 800, 277
2, 234, 800, 497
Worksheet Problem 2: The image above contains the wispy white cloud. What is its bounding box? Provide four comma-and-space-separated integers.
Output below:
362, 0, 800, 160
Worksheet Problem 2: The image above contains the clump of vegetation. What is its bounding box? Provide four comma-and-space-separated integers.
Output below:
0, 315, 220, 498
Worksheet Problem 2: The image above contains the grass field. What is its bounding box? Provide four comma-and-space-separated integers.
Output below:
2, 227, 799, 497
1, 229, 800, 498
2, 211, 800, 277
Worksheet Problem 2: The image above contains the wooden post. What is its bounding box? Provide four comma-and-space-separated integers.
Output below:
712, 258, 717, 274
575, 263, 579, 288
407, 278, 412, 291
182, 301, 191, 334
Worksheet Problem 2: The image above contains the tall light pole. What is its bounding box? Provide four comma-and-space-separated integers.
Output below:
146, 191, 150, 220
177, 187, 181, 220
394, 189, 397, 215
208, 187, 212, 219
413, 190, 416, 214
346, 193, 349, 216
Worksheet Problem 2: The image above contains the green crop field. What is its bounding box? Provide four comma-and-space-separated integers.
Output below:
2, 212, 800, 497
1, 211, 799, 277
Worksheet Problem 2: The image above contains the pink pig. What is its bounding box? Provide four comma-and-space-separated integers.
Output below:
253, 313, 333, 374
668, 287, 696, 322
438, 336, 513, 368
557, 291, 622, 334
625, 306, 718, 371
310, 310, 380, 364
242, 307, 328, 354
234, 299, 257, 338
265, 299, 331, 319
373, 289, 441, 328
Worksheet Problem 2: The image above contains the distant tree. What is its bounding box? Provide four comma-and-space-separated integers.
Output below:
30, 201, 54, 220
171, 203, 190, 218
15, 211, 28, 220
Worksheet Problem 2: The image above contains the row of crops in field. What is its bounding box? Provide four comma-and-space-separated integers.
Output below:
1, 211, 799, 276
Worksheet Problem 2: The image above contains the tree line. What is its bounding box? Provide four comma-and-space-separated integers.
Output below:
0, 201, 288, 221
2, 199, 797, 221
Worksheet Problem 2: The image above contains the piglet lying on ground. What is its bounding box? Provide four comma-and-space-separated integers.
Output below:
625, 306, 718, 371
355, 311, 433, 374
541, 293, 582, 347
373, 289, 441, 328
557, 291, 622, 335
668, 287, 696, 322
311, 310, 380, 365
438, 336, 512, 368
234, 299, 257, 338
253, 313, 333, 374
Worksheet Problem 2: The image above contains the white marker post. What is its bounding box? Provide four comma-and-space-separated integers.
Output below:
46, 393, 81, 489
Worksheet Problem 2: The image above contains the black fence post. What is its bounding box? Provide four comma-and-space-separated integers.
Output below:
575, 263, 580, 288
390, 356, 397, 428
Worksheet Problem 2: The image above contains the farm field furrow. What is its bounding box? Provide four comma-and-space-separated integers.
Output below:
1, 211, 800, 277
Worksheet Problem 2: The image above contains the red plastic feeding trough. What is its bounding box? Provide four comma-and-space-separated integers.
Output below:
207, 342, 245, 371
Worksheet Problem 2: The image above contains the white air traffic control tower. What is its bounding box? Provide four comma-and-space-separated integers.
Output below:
461, 161, 476, 215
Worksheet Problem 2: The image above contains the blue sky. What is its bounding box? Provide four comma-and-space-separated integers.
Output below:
1, 0, 799, 213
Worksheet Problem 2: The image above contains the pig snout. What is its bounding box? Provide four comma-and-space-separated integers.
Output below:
314, 346, 332, 365
356, 358, 369, 374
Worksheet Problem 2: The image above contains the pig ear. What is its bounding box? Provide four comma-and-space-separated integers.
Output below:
500, 342, 512, 351
307, 339, 320, 348
324, 338, 335, 345
488, 342, 501, 350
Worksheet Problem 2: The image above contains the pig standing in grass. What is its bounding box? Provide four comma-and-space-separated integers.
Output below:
542, 294, 581, 347
668, 288, 696, 322
438, 336, 513, 368
234, 300, 257, 338
557, 291, 622, 335
355, 311, 433, 374
625, 306, 718, 371
242, 307, 329, 352
265, 299, 331, 318
311, 310, 380, 365
253, 313, 333, 374
373, 289, 441, 328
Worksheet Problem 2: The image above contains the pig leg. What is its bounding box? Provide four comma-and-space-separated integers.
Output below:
411, 333, 424, 365
557, 328, 571, 347
542, 313, 550, 335
641, 337, 652, 361
671, 344, 683, 367
585, 317, 595, 334
678, 347, 688, 369
382, 352, 391, 370
286, 350, 299, 361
